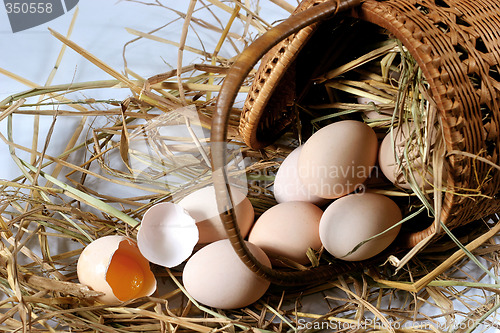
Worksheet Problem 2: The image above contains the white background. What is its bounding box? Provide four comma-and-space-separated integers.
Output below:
0, 0, 292, 179
0, 1, 498, 332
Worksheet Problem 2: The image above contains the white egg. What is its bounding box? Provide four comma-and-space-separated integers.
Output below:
178, 185, 254, 244
137, 202, 199, 267
77, 235, 157, 304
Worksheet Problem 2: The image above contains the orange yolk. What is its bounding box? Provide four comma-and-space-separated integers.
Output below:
106, 251, 145, 301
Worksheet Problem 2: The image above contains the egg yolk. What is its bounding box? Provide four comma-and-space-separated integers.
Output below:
106, 251, 145, 301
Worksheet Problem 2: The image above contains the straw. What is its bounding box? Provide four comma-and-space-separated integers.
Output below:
0, 1, 499, 331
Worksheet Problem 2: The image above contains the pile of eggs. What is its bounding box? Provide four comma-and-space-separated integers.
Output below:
76, 185, 263, 308
77, 119, 429, 309
271, 119, 409, 262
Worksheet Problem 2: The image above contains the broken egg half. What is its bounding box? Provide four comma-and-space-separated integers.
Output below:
137, 202, 199, 267
77, 235, 157, 304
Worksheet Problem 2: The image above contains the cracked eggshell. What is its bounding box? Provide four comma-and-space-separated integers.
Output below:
183, 239, 271, 309
138, 202, 198, 267
77, 235, 157, 304
178, 185, 254, 244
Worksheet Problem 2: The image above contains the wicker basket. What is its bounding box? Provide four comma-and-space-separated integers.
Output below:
211, 0, 500, 286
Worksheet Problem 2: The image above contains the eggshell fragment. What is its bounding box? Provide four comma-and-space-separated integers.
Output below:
138, 202, 198, 267
298, 120, 378, 199
178, 185, 254, 244
183, 239, 271, 309
249, 201, 322, 265
378, 123, 433, 190
319, 193, 402, 261
77, 236, 157, 304
273, 146, 330, 206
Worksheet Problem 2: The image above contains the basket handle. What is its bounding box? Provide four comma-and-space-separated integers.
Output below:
211, 0, 364, 286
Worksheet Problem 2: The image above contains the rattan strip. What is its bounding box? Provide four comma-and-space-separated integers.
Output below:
427, 0, 500, 224
233, 0, 500, 276
355, 1, 500, 238
239, 0, 330, 149
213, 0, 365, 285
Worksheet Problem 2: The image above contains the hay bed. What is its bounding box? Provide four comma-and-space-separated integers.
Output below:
0, 0, 499, 332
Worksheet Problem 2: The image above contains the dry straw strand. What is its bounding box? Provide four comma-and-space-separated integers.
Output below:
1, 1, 499, 331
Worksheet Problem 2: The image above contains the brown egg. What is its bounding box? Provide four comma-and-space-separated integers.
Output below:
357, 96, 394, 120
298, 120, 378, 199
273, 146, 330, 206
248, 201, 323, 265
178, 186, 254, 244
378, 123, 433, 190
182, 239, 270, 309
319, 193, 401, 261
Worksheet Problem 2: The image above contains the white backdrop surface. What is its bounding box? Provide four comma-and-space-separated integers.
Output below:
0, 1, 499, 332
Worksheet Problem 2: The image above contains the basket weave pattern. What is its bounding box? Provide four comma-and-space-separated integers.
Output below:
212, 0, 500, 286
239, 0, 324, 149
357, 0, 500, 245
240, 0, 500, 247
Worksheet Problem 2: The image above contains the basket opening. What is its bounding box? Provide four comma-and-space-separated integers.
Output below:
283, 16, 437, 239
241, 0, 500, 254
